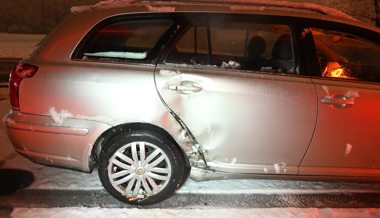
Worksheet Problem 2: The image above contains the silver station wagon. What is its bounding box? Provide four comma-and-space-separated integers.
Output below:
4, 0, 380, 205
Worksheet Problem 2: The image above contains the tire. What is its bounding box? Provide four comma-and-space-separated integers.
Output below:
178, 164, 191, 189
98, 130, 185, 205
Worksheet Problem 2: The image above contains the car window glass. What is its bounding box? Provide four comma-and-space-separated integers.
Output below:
166, 17, 295, 74
166, 25, 210, 66
78, 19, 173, 61
176, 26, 209, 55
210, 20, 294, 73
311, 28, 380, 82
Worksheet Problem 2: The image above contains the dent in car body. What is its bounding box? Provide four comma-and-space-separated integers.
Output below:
155, 63, 318, 178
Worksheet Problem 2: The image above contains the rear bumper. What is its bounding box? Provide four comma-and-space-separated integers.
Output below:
4, 110, 111, 172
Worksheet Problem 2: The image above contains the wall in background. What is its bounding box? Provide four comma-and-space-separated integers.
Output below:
0, 0, 98, 33
290, 0, 376, 25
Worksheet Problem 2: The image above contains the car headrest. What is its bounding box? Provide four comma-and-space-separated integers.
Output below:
272, 34, 293, 60
247, 35, 266, 58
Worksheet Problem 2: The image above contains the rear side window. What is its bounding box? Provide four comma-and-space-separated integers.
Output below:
75, 19, 173, 62
166, 15, 295, 74
312, 28, 380, 82
210, 21, 294, 73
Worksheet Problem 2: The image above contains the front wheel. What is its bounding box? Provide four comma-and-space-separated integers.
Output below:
98, 131, 185, 205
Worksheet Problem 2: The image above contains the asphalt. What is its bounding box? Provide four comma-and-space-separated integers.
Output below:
1, 189, 380, 209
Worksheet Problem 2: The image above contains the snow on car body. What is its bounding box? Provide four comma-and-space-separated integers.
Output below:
4, 0, 380, 205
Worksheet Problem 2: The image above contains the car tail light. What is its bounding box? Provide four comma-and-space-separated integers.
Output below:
9, 63, 38, 110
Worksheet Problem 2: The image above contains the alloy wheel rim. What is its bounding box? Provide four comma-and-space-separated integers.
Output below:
107, 141, 171, 199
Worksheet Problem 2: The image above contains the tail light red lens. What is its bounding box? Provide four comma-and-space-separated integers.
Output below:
9, 63, 38, 110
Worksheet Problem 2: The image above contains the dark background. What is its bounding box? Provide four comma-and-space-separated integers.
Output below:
0, 0, 98, 34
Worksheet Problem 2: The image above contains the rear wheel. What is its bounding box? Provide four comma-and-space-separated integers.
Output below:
98, 130, 185, 205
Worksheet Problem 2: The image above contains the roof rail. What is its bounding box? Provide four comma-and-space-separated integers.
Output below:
152, 0, 356, 20
72, 0, 356, 21
216, 0, 354, 20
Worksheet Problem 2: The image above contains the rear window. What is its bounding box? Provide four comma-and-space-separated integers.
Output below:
75, 19, 173, 62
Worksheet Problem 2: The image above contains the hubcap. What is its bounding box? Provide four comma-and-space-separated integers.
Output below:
135, 167, 145, 175
107, 141, 171, 198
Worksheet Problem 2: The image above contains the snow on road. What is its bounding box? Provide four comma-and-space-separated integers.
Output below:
10, 207, 380, 218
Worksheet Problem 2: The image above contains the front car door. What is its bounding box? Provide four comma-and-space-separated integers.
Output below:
300, 27, 380, 177
155, 14, 317, 175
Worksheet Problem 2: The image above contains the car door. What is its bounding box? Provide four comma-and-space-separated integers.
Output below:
155, 14, 317, 175
300, 28, 380, 177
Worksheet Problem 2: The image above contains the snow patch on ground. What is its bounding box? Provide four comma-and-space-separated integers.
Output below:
11, 207, 380, 218
2, 155, 102, 190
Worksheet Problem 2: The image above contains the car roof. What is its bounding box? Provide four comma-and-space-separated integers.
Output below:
30, 0, 380, 63
72, 0, 353, 19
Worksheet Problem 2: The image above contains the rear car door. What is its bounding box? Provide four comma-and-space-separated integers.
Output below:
300, 28, 380, 177
155, 14, 317, 174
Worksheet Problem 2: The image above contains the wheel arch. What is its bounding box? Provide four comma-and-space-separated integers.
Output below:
89, 122, 190, 171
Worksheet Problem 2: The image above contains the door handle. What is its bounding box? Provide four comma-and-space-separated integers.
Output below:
321, 95, 354, 108
168, 81, 202, 94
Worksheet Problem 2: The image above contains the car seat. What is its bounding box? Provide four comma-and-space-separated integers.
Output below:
243, 35, 269, 71
271, 34, 294, 73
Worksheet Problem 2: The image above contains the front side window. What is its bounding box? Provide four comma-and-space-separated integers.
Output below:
76, 19, 173, 62
166, 15, 295, 74
312, 28, 380, 82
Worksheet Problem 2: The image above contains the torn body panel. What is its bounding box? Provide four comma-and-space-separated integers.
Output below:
154, 64, 318, 180
154, 69, 209, 168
